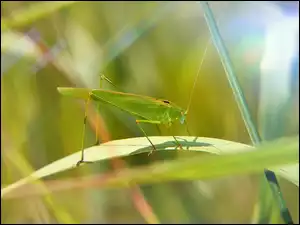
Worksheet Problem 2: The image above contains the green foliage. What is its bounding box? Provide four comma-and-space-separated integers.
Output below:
1, 1, 298, 224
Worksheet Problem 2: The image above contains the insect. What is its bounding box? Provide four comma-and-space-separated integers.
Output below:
57, 40, 210, 166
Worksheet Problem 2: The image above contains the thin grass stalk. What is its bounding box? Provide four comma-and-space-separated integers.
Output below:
199, 1, 293, 224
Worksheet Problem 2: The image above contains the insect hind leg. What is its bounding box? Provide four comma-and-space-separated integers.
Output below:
77, 91, 95, 167
172, 135, 184, 150
166, 123, 184, 150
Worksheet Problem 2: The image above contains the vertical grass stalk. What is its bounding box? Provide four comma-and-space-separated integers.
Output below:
199, 1, 293, 224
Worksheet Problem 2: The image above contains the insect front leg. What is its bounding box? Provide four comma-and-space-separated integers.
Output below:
184, 120, 191, 136
166, 124, 184, 150
171, 135, 184, 150
135, 119, 161, 156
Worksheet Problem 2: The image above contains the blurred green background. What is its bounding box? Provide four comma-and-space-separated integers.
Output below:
1, 1, 298, 223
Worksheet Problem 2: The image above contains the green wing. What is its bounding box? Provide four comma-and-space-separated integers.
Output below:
57, 87, 184, 123
91, 89, 183, 123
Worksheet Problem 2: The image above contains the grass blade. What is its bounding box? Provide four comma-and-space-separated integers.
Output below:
1, 1, 80, 31
1, 136, 298, 199
200, 2, 294, 224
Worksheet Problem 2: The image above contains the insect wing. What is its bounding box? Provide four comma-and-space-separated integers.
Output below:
91, 89, 174, 121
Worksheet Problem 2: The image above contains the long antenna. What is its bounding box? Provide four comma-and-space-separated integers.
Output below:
186, 39, 211, 114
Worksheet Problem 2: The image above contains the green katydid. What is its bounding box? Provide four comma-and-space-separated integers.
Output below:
57, 40, 210, 166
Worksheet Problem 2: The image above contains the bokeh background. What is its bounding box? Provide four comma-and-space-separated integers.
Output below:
1, 1, 299, 223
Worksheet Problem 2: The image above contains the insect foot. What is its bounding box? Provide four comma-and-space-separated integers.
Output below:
148, 149, 154, 156
75, 160, 94, 167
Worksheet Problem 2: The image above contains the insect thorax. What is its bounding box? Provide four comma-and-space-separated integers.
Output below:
160, 108, 185, 126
